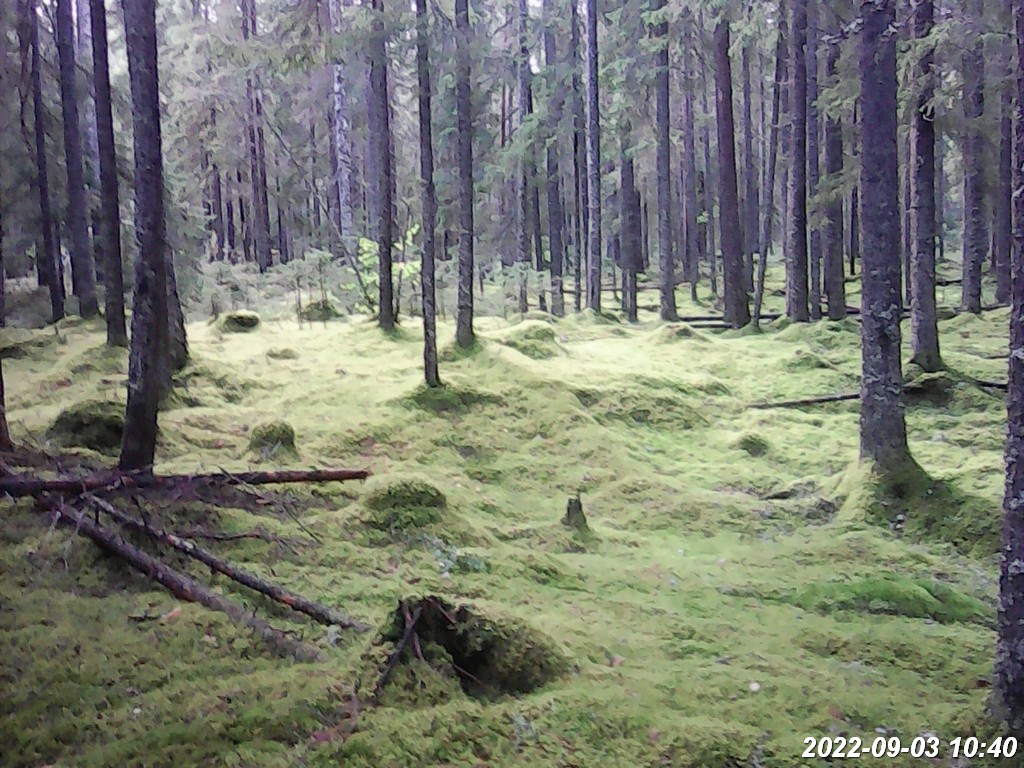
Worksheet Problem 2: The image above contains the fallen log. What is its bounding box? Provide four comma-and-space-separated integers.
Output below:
750, 392, 859, 409
49, 502, 323, 662
0, 467, 371, 499
83, 494, 370, 633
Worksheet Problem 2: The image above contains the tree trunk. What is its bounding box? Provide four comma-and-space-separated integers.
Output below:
28, 0, 64, 323
585, 0, 602, 312
370, 0, 394, 330
454, 0, 475, 346
620, 136, 639, 322
910, 0, 940, 371
89, 0, 128, 347
806, 0, 821, 320
543, 0, 565, 316
699, 31, 718, 301
0, 354, 10, 451
995, 0, 1024, 731
570, 0, 586, 312
822, 37, 846, 322
681, 13, 699, 300
415, 0, 440, 386
328, 0, 355, 247
516, 0, 534, 314
75, 0, 102, 279
858, 0, 909, 468
120, 0, 170, 473
961, 0, 986, 314
850, 182, 860, 276
652, 0, 676, 320
241, 0, 272, 273
714, 18, 749, 328
741, 42, 758, 295
995, 31, 1013, 306
56, 0, 99, 317
785, 0, 809, 322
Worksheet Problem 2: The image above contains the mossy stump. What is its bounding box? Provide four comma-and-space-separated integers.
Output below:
562, 494, 589, 532
248, 421, 297, 457
364, 477, 448, 531
47, 400, 125, 455
219, 310, 261, 333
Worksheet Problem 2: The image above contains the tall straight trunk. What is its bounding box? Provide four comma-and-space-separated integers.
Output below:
780, 0, 791, 277
682, 13, 699, 300
652, 0, 676, 320
415, 0, 439, 386
741, 42, 758, 295
850, 183, 860, 275
902, 135, 912, 308
714, 18, 749, 328
785, 0, 809, 321
995, 38, 1013, 305
56, 0, 99, 316
935, 129, 945, 262
570, 0, 586, 312
89, 0, 127, 347
961, 0, 986, 314
543, 0, 565, 316
75, 0, 102, 274
518, 0, 546, 312
700, 66, 717, 298
859, 0, 909, 468
584, 0, 602, 311
822, 38, 845, 321
370, 0, 394, 330
516, 0, 532, 314
620, 139, 639, 322
910, 0, 940, 370
120, 0, 169, 473
0, 357, 10, 451
28, 0, 64, 322
806, 0, 821, 319
328, 0, 355, 244
454, 0, 475, 346
241, 0, 272, 273
996, 0, 1024, 731
753, 18, 786, 328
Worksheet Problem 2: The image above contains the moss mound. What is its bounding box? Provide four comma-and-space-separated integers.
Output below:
382, 597, 570, 699
47, 399, 125, 454
785, 576, 991, 625
364, 477, 448, 531
574, 384, 707, 430
403, 382, 503, 414
650, 322, 711, 344
783, 348, 835, 371
248, 420, 297, 457
300, 299, 342, 322
219, 310, 261, 333
494, 320, 562, 359
733, 432, 771, 457
0, 332, 50, 360
266, 347, 300, 360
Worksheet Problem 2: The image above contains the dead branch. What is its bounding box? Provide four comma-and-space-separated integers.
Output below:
373, 603, 423, 700
83, 494, 370, 633
49, 502, 323, 662
0, 467, 371, 499
172, 526, 314, 548
749, 392, 859, 409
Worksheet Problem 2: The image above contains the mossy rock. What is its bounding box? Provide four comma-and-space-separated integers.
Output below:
299, 299, 342, 322
47, 400, 125, 455
494, 320, 562, 359
383, 597, 570, 699
733, 432, 771, 457
248, 420, 297, 457
219, 310, 261, 333
266, 347, 300, 361
403, 383, 503, 414
364, 477, 448, 531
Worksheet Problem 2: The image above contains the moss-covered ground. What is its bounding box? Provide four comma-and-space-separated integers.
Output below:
0, 269, 1010, 767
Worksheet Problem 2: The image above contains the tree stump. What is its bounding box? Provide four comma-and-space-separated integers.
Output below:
562, 494, 589, 532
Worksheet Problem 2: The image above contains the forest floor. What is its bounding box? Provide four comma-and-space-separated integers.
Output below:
0, 266, 1011, 767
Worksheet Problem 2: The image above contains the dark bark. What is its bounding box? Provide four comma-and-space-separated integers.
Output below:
415, 0, 440, 386
370, 0, 395, 330
858, 0, 909, 468
241, 0, 272, 273
455, 0, 475, 346
741, 42, 758, 295
996, 34, 1013, 305
620, 138, 639, 322
995, 0, 1024, 730
89, 0, 127, 347
543, 0, 565, 316
56, 0, 99, 317
120, 0, 170, 473
850, 183, 860, 275
806, 0, 821, 320
822, 38, 846, 322
28, 0, 64, 322
585, 0, 602, 312
681, 13, 699, 300
910, 0, 940, 370
699, 40, 717, 300
0, 356, 10, 451
516, 0, 533, 314
961, 0, 986, 314
570, 0, 586, 312
714, 18, 749, 328
785, 0, 809, 321
652, 0, 676, 320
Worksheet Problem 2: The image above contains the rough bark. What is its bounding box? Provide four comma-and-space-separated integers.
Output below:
910, 0, 941, 370
858, 0, 909, 468
785, 0, 809, 322
996, 29, 1013, 306
620, 138, 639, 322
681, 13, 699, 300
327, 0, 355, 245
415, 0, 440, 386
570, 0, 586, 312
806, 0, 821, 320
822, 38, 846, 322
455, 0, 475, 346
585, 0, 602, 311
120, 0, 170, 473
543, 0, 565, 316
370, 0, 394, 330
741, 42, 758, 295
652, 0, 676, 320
960, 0, 986, 314
56, 0, 99, 317
89, 0, 127, 347
241, 0, 272, 273
995, 0, 1024, 730
714, 18, 749, 328
75, 0, 102, 275
516, 0, 533, 314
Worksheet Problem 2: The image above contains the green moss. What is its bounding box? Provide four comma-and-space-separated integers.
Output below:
364, 477, 447, 531
218, 310, 261, 333
493, 320, 562, 359
248, 421, 297, 457
299, 300, 342, 322
733, 432, 771, 457
403, 382, 503, 413
47, 399, 125, 454
266, 347, 300, 360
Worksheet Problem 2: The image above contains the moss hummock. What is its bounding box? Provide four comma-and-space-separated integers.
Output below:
47, 399, 125, 454
248, 420, 297, 457
218, 310, 261, 333
364, 476, 447, 531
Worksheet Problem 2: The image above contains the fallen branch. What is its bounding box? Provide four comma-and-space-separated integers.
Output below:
50, 502, 323, 662
750, 392, 859, 409
373, 603, 423, 700
970, 378, 1009, 391
83, 494, 370, 633
173, 526, 314, 548
0, 467, 371, 499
